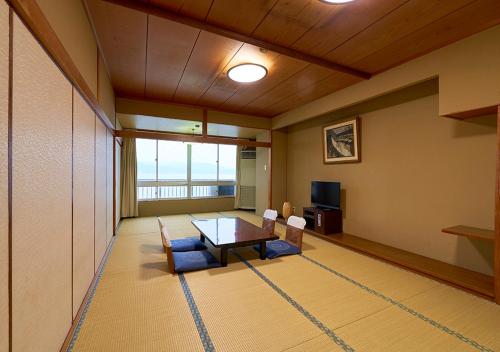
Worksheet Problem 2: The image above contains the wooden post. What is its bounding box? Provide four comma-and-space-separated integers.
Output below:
495, 105, 500, 304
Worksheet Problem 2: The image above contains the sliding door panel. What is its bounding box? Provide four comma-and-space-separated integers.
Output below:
12, 15, 72, 352
72, 90, 95, 317
0, 3, 9, 352
106, 130, 113, 244
95, 118, 107, 269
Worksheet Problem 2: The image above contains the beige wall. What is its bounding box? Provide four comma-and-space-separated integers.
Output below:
274, 25, 500, 129
99, 53, 116, 126
36, 0, 116, 128
12, 16, 73, 351
271, 130, 287, 214
287, 94, 496, 275
139, 198, 235, 217
0, 3, 8, 352
36, 0, 98, 96
72, 90, 96, 318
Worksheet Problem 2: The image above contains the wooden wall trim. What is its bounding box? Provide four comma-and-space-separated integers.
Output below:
6, 0, 114, 132
495, 105, 500, 304
102, 0, 371, 80
115, 129, 272, 148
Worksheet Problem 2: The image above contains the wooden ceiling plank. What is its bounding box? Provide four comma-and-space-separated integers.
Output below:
262, 72, 360, 116
145, 16, 199, 101
251, 0, 343, 48
172, 31, 243, 105
245, 65, 356, 112
85, 0, 147, 97
324, 0, 475, 66
101, 0, 371, 79
291, 0, 408, 57
353, 0, 500, 74
205, 0, 279, 35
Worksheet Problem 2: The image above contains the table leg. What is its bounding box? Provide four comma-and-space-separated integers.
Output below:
199, 234, 205, 242
259, 241, 267, 260
220, 247, 228, 267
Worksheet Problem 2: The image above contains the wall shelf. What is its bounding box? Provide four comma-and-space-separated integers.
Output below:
442, 226, 495, 242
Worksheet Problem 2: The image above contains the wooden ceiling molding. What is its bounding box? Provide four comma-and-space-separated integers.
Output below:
85, 0, 500, 118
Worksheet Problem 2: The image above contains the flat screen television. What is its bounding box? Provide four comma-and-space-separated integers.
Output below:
311, 181, 340, 209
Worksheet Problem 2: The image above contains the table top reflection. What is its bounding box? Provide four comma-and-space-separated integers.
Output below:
191, 217, 278, 247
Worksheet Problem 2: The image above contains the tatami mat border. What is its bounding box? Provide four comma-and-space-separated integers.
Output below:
233, 252, 355, 352
299, 254, 494, 352
66, 239, 116, 352
178, 273, 216, 352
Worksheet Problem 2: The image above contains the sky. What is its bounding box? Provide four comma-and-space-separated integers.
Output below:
136, 139, 236, 181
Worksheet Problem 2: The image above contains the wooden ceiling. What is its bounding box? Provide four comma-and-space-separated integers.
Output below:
85, 0, 500, 118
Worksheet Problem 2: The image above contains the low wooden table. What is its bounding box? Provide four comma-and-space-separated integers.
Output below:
191, 217, 279, 266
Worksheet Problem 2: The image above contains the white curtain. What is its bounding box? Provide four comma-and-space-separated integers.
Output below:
234, 146, 242, 209
120, 137, 138, 217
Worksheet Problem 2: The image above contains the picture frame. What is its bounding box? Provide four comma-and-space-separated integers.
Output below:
322, 117, 361, 164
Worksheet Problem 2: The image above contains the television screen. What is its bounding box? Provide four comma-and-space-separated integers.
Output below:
311, 181, 340, 209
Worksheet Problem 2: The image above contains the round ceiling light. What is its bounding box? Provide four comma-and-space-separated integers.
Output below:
320, 0, 355, 4
227, 63, 267, 83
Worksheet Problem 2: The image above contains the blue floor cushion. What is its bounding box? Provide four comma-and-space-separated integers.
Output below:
254, 240, 301, 259
171, 237, 207, 252
173, 250, 221, 272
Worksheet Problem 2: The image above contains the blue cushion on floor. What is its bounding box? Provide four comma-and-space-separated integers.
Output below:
171, 237, 207, 252
254, 240, 301, 259
173, 250, 221, 272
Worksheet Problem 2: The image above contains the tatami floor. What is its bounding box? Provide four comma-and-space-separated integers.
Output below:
69, 211, 500, 352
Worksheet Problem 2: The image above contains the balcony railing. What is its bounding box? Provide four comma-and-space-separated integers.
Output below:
137, 180, 235, 200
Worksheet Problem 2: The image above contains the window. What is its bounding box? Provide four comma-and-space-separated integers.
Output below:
136, 139, 237, 200
191, 143, 218, 180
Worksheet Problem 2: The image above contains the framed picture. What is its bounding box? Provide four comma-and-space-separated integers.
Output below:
323, 117, 360, 164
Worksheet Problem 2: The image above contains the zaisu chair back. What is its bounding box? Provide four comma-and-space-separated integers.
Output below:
285, 216, 306, 251
262, 209, 278, 236
157, 217, 169, 252
158, 222, 175, 274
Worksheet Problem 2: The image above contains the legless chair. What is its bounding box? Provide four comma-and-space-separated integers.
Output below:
159, 222, 220, 274
257, 215, 306, 259
262, 209, 278, 236
157, 217, 207, 252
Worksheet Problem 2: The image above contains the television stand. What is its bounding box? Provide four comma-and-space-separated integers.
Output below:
303, 207, 342, 235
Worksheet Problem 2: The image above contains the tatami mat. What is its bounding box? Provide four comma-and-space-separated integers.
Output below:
70, 211, 500, 352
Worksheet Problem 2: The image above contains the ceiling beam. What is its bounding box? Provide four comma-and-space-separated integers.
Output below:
102, 0, 371, 80
115, 129, 272, 148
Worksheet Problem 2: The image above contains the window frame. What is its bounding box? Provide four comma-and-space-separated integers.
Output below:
136, 140, 237, 201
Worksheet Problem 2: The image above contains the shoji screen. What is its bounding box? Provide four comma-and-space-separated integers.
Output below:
72, 90, 96, 317
106, 130, 113, 244
12, 14, 72, 352
0, 3, 9, 352
95, 118, 107, 269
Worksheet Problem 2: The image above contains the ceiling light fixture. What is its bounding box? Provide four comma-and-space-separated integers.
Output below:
319, 0, 355, 4
227, 63, 267, 83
